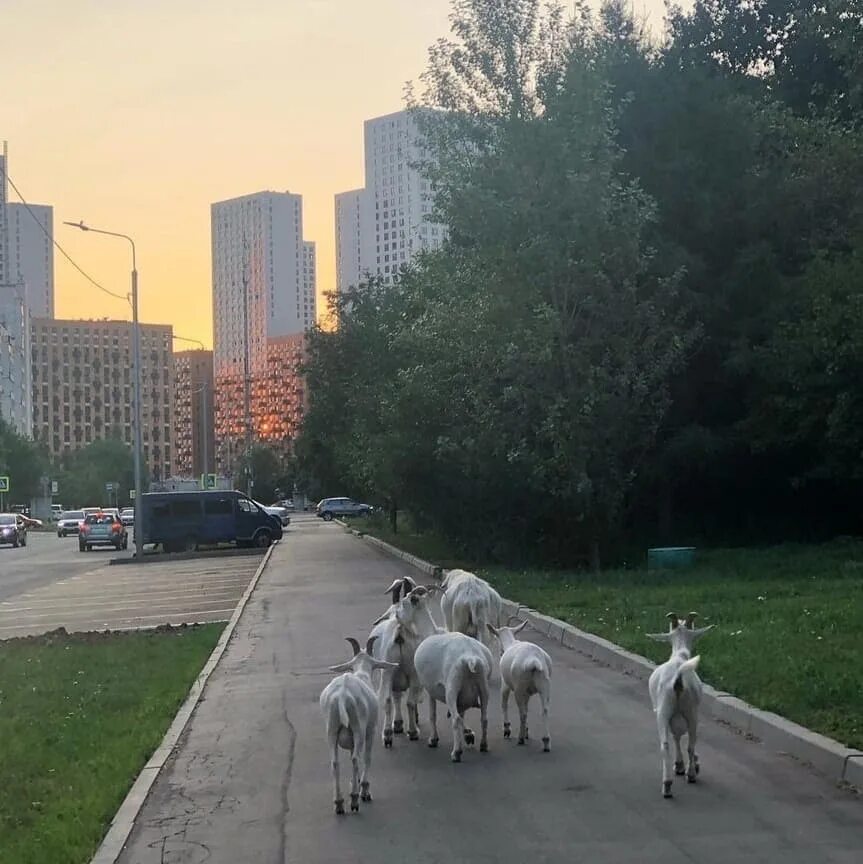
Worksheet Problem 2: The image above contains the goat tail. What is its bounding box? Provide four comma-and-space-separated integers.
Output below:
673, 655, 701, 692
338, 693, 351, 730
467, 657, 481, 675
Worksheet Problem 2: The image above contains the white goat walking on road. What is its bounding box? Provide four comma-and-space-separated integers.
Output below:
320, 636, 397, 814
414, 631, 494, 762
440, 569, 502, 656
488, 620, 552, 751
647, 612, 713, 798
368, 583, 444, 746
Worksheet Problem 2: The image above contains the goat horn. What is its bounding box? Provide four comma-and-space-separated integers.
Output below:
366, 635, 378, 655
507, 615, 525, 626
345, 637, 361, 656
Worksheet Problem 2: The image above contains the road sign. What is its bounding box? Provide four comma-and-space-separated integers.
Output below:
105, 482, 115, 493
51, 480, 58, 495
201, 473, 217, 490
129, 489, 136, 499
0, 476, 9, 493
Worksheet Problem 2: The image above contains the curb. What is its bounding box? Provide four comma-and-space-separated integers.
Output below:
347, 527, 862, 791
89, 541, 278, 864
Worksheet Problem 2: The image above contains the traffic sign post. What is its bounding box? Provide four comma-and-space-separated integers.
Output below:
51, 480, 59, 495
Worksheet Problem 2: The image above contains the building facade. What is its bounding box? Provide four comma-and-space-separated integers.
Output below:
211, 191, 316, 476
0, 282, 32, 437
8, 202, 54, 319
334, 110, 446, 293
31, 318, 174, 481
173, 349, 215, 479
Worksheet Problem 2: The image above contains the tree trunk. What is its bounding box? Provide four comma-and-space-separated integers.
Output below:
590, 537, 601, 574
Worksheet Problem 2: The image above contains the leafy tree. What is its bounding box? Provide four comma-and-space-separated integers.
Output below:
0, 419, 48, 504
238, 443, 293, 505
57, 437, 142, 508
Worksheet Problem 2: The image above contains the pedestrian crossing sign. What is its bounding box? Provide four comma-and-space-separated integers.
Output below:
0, 476, 9, 493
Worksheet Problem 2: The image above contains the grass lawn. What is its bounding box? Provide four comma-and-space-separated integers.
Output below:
0, 624, 223, 864
357, 519, 863, 750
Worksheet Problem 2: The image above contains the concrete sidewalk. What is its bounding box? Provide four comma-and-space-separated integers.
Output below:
116, 518, 862, 864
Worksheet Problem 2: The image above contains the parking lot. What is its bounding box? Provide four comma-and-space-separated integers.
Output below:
0, 534, 265, 639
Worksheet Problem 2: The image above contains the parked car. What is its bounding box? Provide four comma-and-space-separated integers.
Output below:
57, 510, 86, 537
51, 504, 64, 519
120, 507, 135, 526
139, 490, 283, 553
315, 497, 374, 521
79, 512, 128, 552
258, 501, 291, 527
0, 513, 28, 548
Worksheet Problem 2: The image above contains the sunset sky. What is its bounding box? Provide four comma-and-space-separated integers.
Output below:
6, 0, 667, 349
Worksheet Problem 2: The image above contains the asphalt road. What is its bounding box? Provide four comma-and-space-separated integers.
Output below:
0, 529, 129, 602
118, 516, 862, 864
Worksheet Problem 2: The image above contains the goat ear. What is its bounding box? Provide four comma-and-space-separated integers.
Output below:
645, 632, 672, 643
371, 611, 391, 626
329, 661, 354, 673
372, 659, 399, 671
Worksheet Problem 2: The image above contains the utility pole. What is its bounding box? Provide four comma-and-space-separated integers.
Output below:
241, 233, 253, 497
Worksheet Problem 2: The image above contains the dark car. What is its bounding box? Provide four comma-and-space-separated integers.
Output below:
0, 513, 28, 548
79, 512, 128, 552
139, 490, 283, 553
57, 510, 85, 537
315, 497, 374, 521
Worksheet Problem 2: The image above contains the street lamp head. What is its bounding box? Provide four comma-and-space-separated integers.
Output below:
63, 220, 90, 231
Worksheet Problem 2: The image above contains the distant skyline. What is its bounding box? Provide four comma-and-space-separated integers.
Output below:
6, 0, 669, 348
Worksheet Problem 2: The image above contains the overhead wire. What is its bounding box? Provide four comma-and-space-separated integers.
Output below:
1, 167, 129, 304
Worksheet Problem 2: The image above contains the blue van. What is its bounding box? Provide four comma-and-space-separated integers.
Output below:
139, 490, 283, 553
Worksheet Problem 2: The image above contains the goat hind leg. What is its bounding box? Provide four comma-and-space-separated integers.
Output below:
687, 717, 699, 782
657, 712, 674, 798
330, 737, 344, 815
674, 735, 686, 775
502, 684, 512, 738
350, 748, 360, 812
393, 690, 405, 735
427, 694, 439, 748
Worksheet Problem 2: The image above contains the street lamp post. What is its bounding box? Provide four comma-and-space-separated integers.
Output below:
64, 220, 143, 559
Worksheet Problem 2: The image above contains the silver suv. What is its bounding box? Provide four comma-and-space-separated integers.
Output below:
315, 497, 373, 521
57, 510, 85, 537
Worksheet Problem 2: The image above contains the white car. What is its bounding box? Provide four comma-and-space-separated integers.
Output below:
120, 507, 135, 526
256, 501, 290, 527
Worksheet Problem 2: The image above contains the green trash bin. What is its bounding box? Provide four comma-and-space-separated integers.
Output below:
647, 546, 696, 570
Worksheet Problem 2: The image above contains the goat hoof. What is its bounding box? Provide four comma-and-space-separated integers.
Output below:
687, 773, 697, 784
452, 750, 462, 763
542, 737, 550, 752
503, 724, 511, 739
383, 737, 393, 749
480, 741, 488, 753
350, 794, 360, 812
408, 730, 419, 741
517, 737, 525, 746
393, 720, 404, 734
428, 737, 439, 748
695, 761, 701, 775
663, 782, 673, 799
361, 782, 371, 802
675, 761, 686, 776
361, 791, 372, 802
464, 731, 475, 746
335, 799, 346, 815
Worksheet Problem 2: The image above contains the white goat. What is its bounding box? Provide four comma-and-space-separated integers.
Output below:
440, 569, 502, 656
368, 584, 444, 747
414, 631, 494, 762
646, 612, 713, 798
488, 620, 552, 751
320, 636, 397, 814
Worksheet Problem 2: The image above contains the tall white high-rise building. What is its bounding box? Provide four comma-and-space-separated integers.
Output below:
335, 110, 446, 293
8, 203, 54, 318
0, 283, 32, 437
211, 191, 316, 473
302, 241, 317, 329
0, 145, 9, 286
